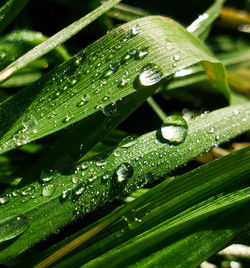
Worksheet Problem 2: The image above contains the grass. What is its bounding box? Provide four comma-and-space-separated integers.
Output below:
0, 0, 249, 267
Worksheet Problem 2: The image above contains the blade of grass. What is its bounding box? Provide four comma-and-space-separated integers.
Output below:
126, 205, 250, 268
0, 0, 121, 83
0, 15, 230, 155
0, 0, 30, 34
187, 0, 225, 40
81, 189, 250, 268
32, 147, 250, 268
0, 103, 249, 262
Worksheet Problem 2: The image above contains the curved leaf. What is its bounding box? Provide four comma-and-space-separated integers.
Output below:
0, 15, 230, 154
0, 103, 249, 262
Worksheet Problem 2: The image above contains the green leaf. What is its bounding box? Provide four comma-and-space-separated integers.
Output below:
28, 147, 250, 268
0, 103, 249, 262
133, 205, 250, 268
0, 0, 30, 34
0, 15, 230, 155
0, 0, 122, 83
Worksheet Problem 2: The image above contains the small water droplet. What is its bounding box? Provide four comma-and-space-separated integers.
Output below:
72, 177, 78, 184
42, 185, 55, 197
215, 134, 220, 141
103, 102, 117, 116
115, 163, 134, 183
40, 170, 56, 183
139, 64, 163, 86
64, 114, 74, 122
0, 195, 9, 205
73, 183, 85, 196
102, 171, 111, 184
119, 72, 130, 87
131, 25, 141, 36
173, 54, 180, 61
136, 48, 149, 59
160, 115, 188, 144
60, 189, 71, 201
208, 127, 215, 134
119, 136, 137, 148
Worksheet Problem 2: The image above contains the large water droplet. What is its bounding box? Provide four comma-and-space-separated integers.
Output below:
102, 102, 117, 116
160, 115, 188, 144
0, 215, 29, 243
139, 64, 163, 86
115, 163, 134, 183
40, 169, 56, 183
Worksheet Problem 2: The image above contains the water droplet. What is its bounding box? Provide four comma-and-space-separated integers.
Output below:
40, 170, 56, 183
173, 54, 180, 61
21, 187, 32, 196
64, 114, 74, 122
73, 183, 85, 196
72, 177, 78, 184
119, 136, 137, 148
115, 163, 134, 183
208, 127, 215, 134
0, 215, 29, 243
121, 51, 136, 64
119, 72, 130, 87
81, 163, 89, 170
102, 102, 117, 116
136, 48, 149, 59
0, 195, 9, 205
96, 161, 107, 167
160, 115, 188, 144
139, 64, 163, 86
103, 69, 114, 78
22, 115, 38, 131
42, 185, 55, 197
215, 134, 220, 141
131, 25, 141, 36
102, 171, 111, 184
60, 189, 71, 201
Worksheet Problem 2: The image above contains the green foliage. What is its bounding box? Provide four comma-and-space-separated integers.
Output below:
0, 0, 249, 267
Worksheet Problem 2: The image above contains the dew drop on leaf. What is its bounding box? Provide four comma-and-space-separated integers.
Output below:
0, 215, 29, 243
136, 48, 149, 59
60, 189, 71, 201
119, 136, 137, 148
115, 163, 134, 183
131, 25, 141, 36
103, 102, 117, 116
139, 64, 163, 86
73, 183, 85, 196
160, 115, 188, 144
0, 195, 10, 205
42, 185, 55, 197
40, 169, 56, 183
